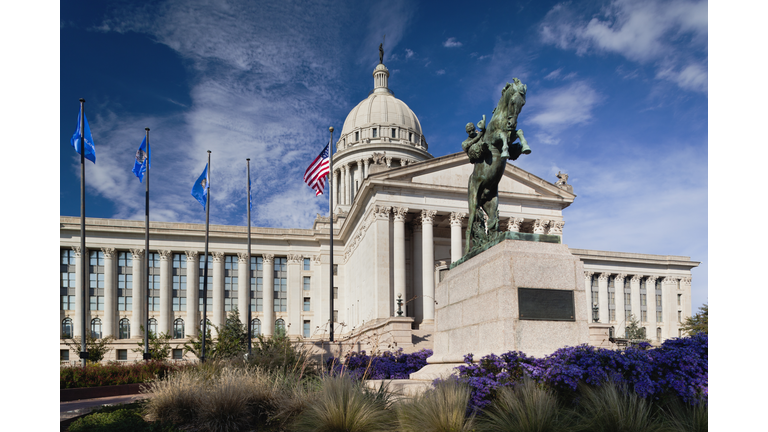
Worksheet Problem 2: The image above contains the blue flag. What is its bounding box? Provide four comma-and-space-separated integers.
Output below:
132, 137, 151, 182
70, 110, 96, 163
191, 163, 210, 209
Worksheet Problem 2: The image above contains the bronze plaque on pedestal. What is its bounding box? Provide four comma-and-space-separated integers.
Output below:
518, 288, 575, 321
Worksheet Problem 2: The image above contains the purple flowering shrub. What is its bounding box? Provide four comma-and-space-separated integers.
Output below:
452, 334, 707, 411
326, 348, 432, 380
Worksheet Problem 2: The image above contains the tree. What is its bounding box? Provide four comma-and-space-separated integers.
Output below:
680, 303, 708, 336
624, 314, 647, 341
132, 326, 174, 361
62, 334, 115, 364
182, 310, 248, 361
182, 323, 215, 360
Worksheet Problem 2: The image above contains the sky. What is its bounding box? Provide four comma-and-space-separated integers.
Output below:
57, 0, 709, 310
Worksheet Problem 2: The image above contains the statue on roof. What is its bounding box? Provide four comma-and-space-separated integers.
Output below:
379, 35, 385, 64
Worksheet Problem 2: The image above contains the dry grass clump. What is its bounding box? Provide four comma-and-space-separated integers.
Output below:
475, 376, 572, 432
291, 375, 396, 432
573, 380, 666, 432
396, 378, 475, 432
143, 360, 306, 431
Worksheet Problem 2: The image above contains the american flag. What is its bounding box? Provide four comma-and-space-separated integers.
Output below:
304, 141, 331, 196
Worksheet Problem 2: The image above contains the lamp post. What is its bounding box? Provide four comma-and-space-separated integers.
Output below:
592, 303, 599, 323
396, 293, 403, 317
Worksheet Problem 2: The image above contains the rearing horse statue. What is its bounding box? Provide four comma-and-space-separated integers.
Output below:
464, 78, 531, 254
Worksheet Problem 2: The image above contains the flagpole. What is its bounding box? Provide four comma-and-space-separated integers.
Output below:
328, 127, 334, 342
144, 127, 151, 361
246, 158, 252, 356
79, 98, 87, 368
201, 150, 211, 363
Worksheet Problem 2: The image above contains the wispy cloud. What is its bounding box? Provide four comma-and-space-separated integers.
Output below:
405, 48, 414, 59
443, 37, 462, 48
527, 81, 602, 133
539, 0, 707, 92
84, 0, 353, 227
436, 69, 446, 75
360, 0, 416, 65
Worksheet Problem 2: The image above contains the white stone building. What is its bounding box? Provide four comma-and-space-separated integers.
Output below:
59, 62, 699, 363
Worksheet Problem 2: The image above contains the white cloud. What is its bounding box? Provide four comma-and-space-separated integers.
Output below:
443, 37, 462, 48
544, 68, 561, 80
405, 48, 414, 59
527, 81, 602, 130
360, 0, 416, 65
436, 69, 446, 75
539, 0, 707, 92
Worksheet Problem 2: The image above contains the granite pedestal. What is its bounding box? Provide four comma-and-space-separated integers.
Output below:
411, 238, 590, 380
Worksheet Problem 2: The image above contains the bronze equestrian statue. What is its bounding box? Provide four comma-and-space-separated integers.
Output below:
463, 78, 531, 253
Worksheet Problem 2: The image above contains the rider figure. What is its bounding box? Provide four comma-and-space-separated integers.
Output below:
462, 115, 487, 163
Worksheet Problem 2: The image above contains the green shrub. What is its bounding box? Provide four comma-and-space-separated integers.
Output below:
61, 361, 189, 389
475, 376, 572, 432
291, 375, 396, 432
396, 378, 475, 432
247, 333, 319, 379
68, 403, 180, 432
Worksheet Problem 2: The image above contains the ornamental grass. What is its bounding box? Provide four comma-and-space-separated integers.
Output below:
475, 376, 572, 432
396, 378, 476, 432
290, 375, 396, 432
60, 360, 190, 389
572, 380, 666, 432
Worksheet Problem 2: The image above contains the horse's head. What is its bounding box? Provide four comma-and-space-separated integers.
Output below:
500, 78, 527, 131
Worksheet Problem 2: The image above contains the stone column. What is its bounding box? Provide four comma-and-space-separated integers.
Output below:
393, 207, 409, 314
102, 248, 116, 338
342, 164, 349, 205
238, 252, 250, 327
615, 273, 627, 330
584, 271, 594, 322
356, 159, 364, 192
212, 252, 225, 332
645, 276, 657, 326
421, 209, 437, 323
662, 276, 677, 340
629, 275, 642, 332
159, 250, 172, 335
185, 251, 199, 338
449, 212, 465, 263
72, 247, 84, 338
363, 158, 370, 179
373, 205, 392, 317
332, 170, 340, 208
412, 220, 423, 324
287, 255, 303, 336
598, 273, 609, 324
130, 248, 145, 339
262, 254, 275, 337
507, 217, 524, 232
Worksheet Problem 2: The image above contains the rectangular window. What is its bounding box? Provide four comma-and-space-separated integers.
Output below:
391, 128, 396, 138
199, 254, 213, 311
61, 251, 76, 311
173, 254, 187, 313
303, 258, 310, 271
333, 310, 338, 323
333, 264, 338, 276
274, 257, 287, 312
677, 294, 682, 306
303, 320, 311, 338
656, 294, 662, 307
409, 132, 413, 142
251, 256, 263, 312
678, 311, 682, 323
641, 309, 647, 322
117, 349, 128, 361
333, 286, 338, 300
60, 350, 70, 361
303, 297, 310, 312
89, 251, 105, 310
172, 349, 183, 360
640, 294, 647, 306
372, 128, 377, 138
303, 276, 311, 291
355, 131, 359, 141
624, 292, 631, 311
657, 311, 663, 323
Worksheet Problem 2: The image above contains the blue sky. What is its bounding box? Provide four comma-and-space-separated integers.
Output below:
57, 0, 708, 309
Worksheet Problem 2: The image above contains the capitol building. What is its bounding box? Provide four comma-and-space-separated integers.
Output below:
60, 61, 699, 363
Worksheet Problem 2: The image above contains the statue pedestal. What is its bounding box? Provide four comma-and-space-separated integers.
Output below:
410, 239, 590, 381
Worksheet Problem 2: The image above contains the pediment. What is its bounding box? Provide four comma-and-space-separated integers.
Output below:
369, 152, 576, 201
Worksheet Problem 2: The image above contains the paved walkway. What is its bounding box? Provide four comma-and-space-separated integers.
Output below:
60, 394, 150, 422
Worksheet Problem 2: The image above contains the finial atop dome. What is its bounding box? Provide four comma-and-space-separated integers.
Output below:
379, 34, 385, 64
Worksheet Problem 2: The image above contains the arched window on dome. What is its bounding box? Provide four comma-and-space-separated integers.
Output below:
409, 132, 412, 142
62, 318, 73, 339
119, 318, 130, 339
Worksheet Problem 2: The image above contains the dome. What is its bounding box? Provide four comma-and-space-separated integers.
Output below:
336, 63, 429, 154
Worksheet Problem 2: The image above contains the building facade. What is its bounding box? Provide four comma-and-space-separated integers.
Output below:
60, 62, 699, 363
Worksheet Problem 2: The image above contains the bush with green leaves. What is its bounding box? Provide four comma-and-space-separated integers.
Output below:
60, 360, 190, 389
68, 402, 181, 432
62, 334, 115, 364
182, 309, 250, 361
133, 326, 176, 361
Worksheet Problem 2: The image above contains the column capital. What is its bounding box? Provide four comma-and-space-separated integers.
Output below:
630, 274, 642, 283
421, 209, 437, 224
646, 275, 658, 284
130, 248, 144, 259
212, 251, 225, 262
374, 205, 391, 220
185, 250, 199, 261
393, 206, 409, 222
547, 221, 564, 235
450, 212, 466, 226
101, 247, 116, 259
615, 273, 628, 283
533, 219, 549, 234
598, 272, 610, 281
287, 254, 303, 264
71, 246, 82, 256
507, 217, 524, 232
357, 159, 364, 166
237, 252, 249, 263
262, 253, 274, 264
679, 277, 691, 286
159, 250, 172, 260
584, 271, 594, 280
662, 276, 678, 285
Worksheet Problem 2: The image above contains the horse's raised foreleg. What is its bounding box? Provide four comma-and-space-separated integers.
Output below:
482, 194, 499, 233
499, 131, 510, 159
